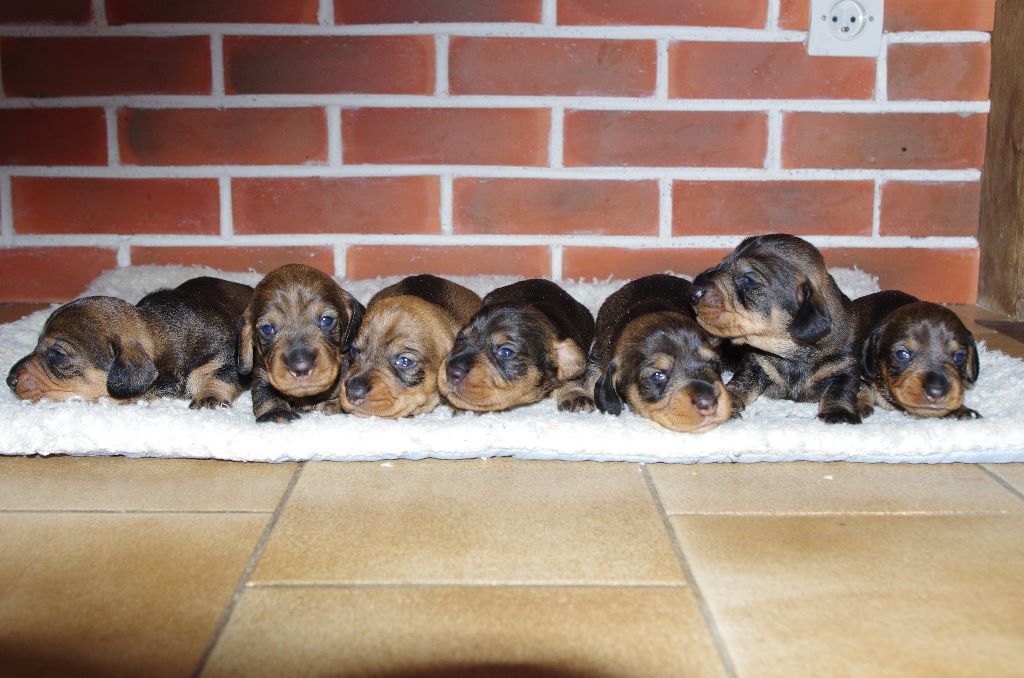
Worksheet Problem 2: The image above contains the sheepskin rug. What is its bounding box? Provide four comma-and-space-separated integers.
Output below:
2, 265, 1021, 464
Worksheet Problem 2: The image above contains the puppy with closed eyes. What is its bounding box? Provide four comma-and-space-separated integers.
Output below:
856, 293, 981, 419
438, 279, 594, 412
7, 277, 253, 408
690, 233, 863, 424
581, 274, 731, 433
341, 274, 482, 418
236, 264, 363, 424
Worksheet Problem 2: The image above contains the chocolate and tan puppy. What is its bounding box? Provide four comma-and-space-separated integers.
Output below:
690, 234, 864, 424
341, 274, 482, 418
584, 274, 731, 433
438, 279, 594, 412
236, 264, 363, 424
7, 277, 253, 408
856, 292, 981, 419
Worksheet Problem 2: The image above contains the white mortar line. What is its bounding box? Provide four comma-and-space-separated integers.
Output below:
765, 109, 782, 170
0, 174, 13, 244
658, 178, 673, 240
104, 107, 120, 166
550, 244, 563, 279
549, 106, 564, 168
440, 174, 454, 235
317, 0, 334, 26
655, 39, 669, 99
876, 37, 888, 102
333, 245, 347, 277
116, 242, 131, 266
90, 0, 106, 25
434, 34, 449, 96
887, 31, 991, 44
766, 0, 781, 30
210, 33, 225, 96
219, 177, 233, 237
872, 179, 883, 238
327, 105, 342, 166
541, 0, 557, 26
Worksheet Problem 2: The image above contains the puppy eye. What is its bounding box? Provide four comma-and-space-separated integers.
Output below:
495, 345, 516, 360
393, 355, 416, 370
258, 323, 276, 339
318, 314, 336, 330
650, 370, 668, 384
45, 347, 68, 365
737, 273, 760, 289
952, 350, 967, 365
894, 349, 912, 362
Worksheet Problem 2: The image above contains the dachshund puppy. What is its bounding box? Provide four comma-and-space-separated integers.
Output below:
341, 274, 482, 418
237, 264, 363, 424
690, 234, 863, 424
857, 293, 981, 419
7, 277, 252, 408
584, 274, 731, 433
438, 279, 594, 412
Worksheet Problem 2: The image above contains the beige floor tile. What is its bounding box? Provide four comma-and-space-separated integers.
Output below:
649, 461, 1023, 515
0, 456, 296, 512
946, 304, 1008, 335
671, 515, 1024, 678
203, 585, 726, 678
251, 458, 683, 585
983, 463, 1024, 498
0, 512, 266, 677
978, 331, 1024, 358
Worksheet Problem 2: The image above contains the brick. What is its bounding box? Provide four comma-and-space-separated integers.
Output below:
107, 0, 317, 24
822, 247, 979, 303
224, 36, 433, 95
888, 43, 991, 102
2, 37, 211, 98
346, 245, 550, 279
781, 0, 995, 31
564, 110, 767, 167
0, 248, 117, 302
783, 113, 988, 170
119, 108, 327, 166
0, 108, 106, 166
449, 37, 656, 97
562, 247, 732, 281
334, 0, 541, 23
559, 0, 767, 28
669, 42, 873, 100
343, 108, 549, 166
0, 0, 90, 24
131, 246, 335, 275
880, 182, 981, 237
454, 178, 658, 236
673, 181, 874, 236
12, 177, 219, 235
233, 177, 439, 235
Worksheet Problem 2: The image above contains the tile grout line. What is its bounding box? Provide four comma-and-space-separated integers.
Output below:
248, 582, 690, 590
976, 464, 1024, 503
642, 465, 738, 678
191, 462, 306, 677
0, 508, 276, 514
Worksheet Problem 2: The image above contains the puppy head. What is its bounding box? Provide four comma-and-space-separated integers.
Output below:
594, 312, 731, 433
690, 234, 837, 355
438, 305, 586, 412
861, 302, 979, 418
7, 297, 157, 402
237, 264, 363, 398
341, 296, 460, 418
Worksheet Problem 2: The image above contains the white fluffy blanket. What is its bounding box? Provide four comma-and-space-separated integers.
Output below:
2, 266, 1021, 464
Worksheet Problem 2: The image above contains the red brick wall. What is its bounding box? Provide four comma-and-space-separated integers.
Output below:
0, 0, 993, 302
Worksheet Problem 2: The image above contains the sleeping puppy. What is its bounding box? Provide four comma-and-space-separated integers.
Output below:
690, 234, 863, 424
584, 274, 731, 433
7, 277, 252, 408
438, 279, 594, 412
237, 264, 363, 424
341, 274, 482, 418
856, 293, 981, 419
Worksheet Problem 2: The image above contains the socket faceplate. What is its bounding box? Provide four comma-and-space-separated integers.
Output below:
808, 0, 884, 57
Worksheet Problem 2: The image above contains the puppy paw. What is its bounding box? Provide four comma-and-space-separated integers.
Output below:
946, 406, 982, 420
558, 394, 595, 413
189, 396, 230, 410
818, 410, 862, 425
256, 409, 301, 424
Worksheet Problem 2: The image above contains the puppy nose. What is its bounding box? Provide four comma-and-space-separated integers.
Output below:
923, 372, 950, 401
691, 383, 718, 416
345, 376, 371, 404
284, 348, 317, 377
6, 368, 18, 391
446, 360, 469, 385
690, 276, 708, 305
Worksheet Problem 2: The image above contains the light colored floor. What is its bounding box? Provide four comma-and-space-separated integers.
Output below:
2, 305, 1023, 677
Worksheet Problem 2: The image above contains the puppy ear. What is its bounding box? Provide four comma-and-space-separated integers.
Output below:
594, 361, 623, 415
106, 338, 157, 399
553, 338, 586, 381
341, 295, 365, 354
964, 335, 980, 385
236, 307, 254, 376
860, 328, 881, 382
790, 280, 832, 345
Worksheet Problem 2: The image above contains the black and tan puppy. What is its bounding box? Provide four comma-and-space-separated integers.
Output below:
438, 279, 594, 412
856, 292, 981, 419
236, 264, 363, 424
7, 277, 252, 408
341, 274, 482, 418
690, 234, 864, 424
579, 274, 731, 433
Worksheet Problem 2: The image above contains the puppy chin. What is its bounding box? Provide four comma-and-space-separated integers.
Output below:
900, 399, 963, 419
268, 370, 338, 398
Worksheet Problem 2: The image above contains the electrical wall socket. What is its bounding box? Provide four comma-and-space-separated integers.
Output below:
807, 0, 884, 57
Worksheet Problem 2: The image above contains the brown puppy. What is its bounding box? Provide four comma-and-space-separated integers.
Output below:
690, 234, 863, 424
341, 274, 482, 418
438, 279, 594, 412
7, 277, 252, 408
857, 293, 981, 419
584, 274, 731, 433
237, 264, 363, 424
